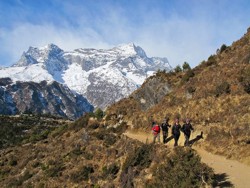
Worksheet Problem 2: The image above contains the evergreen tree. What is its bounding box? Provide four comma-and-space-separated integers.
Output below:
174, 65, 182, 73
182, 62, 191, 71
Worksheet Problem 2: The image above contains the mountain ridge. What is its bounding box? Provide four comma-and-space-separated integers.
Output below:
0, 43, 171, 117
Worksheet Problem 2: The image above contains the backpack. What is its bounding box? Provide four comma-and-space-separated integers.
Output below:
152, 125, 160, 133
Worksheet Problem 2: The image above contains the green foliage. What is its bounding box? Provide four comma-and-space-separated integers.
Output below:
102, 163, 120, 179
51, 124, 68, 138
122, 144, 153, 173
71, 114, 90, 131
0, 115, 60, 149
8, 158, 18, 166
104, 133, 117, 146
148, 148, 214, 188
174, 65, 182, 73
29, 129, 50, 143
203, 55, 217, 67
215, 81, 231, 97
187, 86, 196, 94
220, 44, 227, 53
120, 144, 153, 187
182, 70, 195, 82
70, 165, 94, 183
182, 62, 191, 71
44, 160, 65, 177
156, 69, 167, 77
95, 108, 104, 120
8, 170, 33, 187
239, 66, 250, 93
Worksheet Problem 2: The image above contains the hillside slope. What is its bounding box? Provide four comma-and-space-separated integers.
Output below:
106, 28, 250, 165
0, 115, 214, 187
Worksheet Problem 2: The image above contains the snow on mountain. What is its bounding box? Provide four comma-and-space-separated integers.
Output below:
0, 43, 171, 109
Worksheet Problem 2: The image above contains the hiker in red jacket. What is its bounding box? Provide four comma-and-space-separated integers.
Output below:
152, 122, 161, 143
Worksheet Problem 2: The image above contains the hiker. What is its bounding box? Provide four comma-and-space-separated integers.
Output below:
152, 122, 161, 143
161, 118, 171, 143
182, 118, 194, 146
172, 118, 181, 146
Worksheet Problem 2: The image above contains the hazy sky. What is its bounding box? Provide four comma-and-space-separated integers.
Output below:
0, 0, 250, 68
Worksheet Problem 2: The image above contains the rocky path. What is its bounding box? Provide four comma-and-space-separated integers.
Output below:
124, 131, 250, 188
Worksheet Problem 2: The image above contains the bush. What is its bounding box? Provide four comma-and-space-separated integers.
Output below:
187, 86, 196, 94
71, 114, 90, 131
220, 44, 227, 53
239, 66, 250, 94
174, 65, 182, 73
70, 165, 94, 183
120, 144, 153, 187
8, 170, 33, 187
102, 163, 120, 179
148, 148, 214, 187
9, 158, 18, 166
182, 70, 195, 82
104, 133, 117, 146
215, 81, 231, 97
95, 108, 105, 120
205, 55, 217, 67
44, 160, 65, 177
182, 62, 191, 71
122, 144, 153, 173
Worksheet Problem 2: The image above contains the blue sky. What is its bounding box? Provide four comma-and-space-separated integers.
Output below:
0, 0, 250, 68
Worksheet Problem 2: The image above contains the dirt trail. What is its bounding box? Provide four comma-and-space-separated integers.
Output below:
124, 131, 250, 188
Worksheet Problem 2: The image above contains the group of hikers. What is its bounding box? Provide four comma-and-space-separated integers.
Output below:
152, 117, 194, 147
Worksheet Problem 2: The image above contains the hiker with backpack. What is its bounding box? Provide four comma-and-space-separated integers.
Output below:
182, 118, 194, 146
172, 118, 182, 146
161, 118, 171, 144
152, 122, 161, 143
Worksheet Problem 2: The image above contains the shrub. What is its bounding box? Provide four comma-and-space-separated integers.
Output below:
104, 133, 117, 146
94, 108, 105, 120
71, 114, 90, 131
205, 55, 217, 67
215, 81, 231, 97
239, 66, 250, 94
102, 163, 120, 179
9, 158, 18, 166
122, 144, 153, 173
148, 148, 214, 187
220, 44, 227, 53
187, 86, 196, 94
182, 70, 195, 82
44, 160, 65, 177
8, 170, 33, 187
182, 62, 191, 71
70, 165, 94, 183
174, 65, 182, 73
120, 144, 153, 187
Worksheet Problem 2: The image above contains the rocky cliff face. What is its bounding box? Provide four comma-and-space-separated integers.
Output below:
0, 78, 93, 119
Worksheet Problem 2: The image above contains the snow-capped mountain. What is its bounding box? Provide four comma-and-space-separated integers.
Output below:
0, 43, 171, 110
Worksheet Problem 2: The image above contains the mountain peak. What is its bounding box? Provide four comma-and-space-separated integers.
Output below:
114, 43, 147, 58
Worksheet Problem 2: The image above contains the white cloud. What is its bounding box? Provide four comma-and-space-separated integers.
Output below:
0, 1, 249, 68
